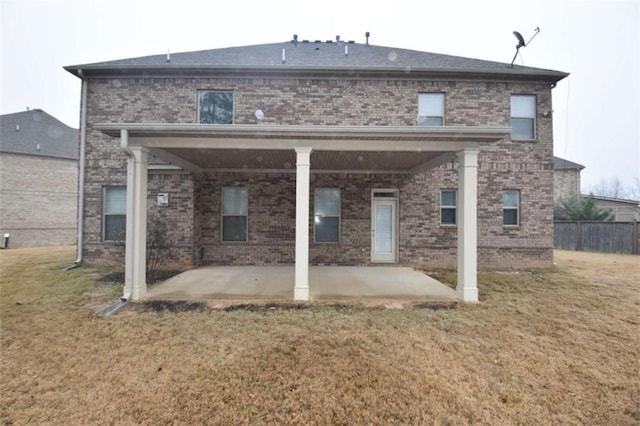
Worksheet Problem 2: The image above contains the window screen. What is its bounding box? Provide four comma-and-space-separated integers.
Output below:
418, 93, 445, 126
511, 95, 535, 139
104, 187, 126, 241
314, 188, 340, 243
222, 187, 248, 241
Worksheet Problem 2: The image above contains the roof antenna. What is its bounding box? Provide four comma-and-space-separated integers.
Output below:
510, 27, 540, 68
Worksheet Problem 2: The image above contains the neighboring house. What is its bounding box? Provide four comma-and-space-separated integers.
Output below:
553, 156, 584, 203
64, 36, 568, 302
588, 195, 640, 222
0, 109, 79, 248
553, 156, 639, 221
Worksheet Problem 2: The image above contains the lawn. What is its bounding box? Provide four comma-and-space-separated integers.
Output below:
1, 246, 639, 424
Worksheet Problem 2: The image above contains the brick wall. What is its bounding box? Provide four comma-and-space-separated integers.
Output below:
82, 75, 555, 269
0, 153, 78, 248
554, 169, 581, 204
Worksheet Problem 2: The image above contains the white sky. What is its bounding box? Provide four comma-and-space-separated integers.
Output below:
1, 0, 638, 192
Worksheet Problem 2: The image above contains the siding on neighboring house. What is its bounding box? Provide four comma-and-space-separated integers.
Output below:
590, 196, 640, 222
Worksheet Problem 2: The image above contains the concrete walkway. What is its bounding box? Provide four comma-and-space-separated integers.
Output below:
145, 266, 457, 302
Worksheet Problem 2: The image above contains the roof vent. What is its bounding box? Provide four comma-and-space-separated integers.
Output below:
292, 34, 298, 46
15, 125, 20, 131
336, 35, 340, 43
365, 32, 370, 45
36, 144, 41, 151
314, 40, 321, 43
166, 50, 171, 63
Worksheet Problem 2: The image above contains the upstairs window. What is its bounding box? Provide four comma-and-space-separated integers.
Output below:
440, 189, 457, 226
103, 187, 126, 241
511, 95, 536, 140
418, 93, 445, 126
503, 190, 520, 226
199, 91, 233, 124
314, 188, 340, 243
222, 187, 248, 242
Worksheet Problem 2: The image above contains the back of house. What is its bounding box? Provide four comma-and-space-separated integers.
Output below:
65, 35, 567, 301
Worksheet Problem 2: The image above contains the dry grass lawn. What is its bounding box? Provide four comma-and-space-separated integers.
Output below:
1, 246, 639, 424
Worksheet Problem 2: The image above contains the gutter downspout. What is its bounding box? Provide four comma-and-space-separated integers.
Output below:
121, 129, 135, 301
63, 69, 87, 271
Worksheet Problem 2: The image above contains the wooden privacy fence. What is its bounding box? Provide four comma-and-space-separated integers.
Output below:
554, 221, 639, 255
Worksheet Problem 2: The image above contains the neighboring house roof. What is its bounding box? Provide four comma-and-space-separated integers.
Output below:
554, 156, 585, 171
0, 110, 79, 160
583, 194, 640, 205
64, 39, 569, 83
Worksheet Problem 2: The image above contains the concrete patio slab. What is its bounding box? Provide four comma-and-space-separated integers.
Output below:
145, 266, 457, 302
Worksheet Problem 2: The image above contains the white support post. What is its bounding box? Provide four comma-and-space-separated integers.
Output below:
123, 130, 134, 299
294, 147, 312, 301
456, 149, 480, 302
130, 146, 149, 301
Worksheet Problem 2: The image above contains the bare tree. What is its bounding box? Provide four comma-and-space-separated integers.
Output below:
628, 176, 640, 201
590, 177, 630, 199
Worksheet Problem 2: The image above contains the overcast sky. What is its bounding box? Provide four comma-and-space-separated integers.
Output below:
1, 0, 638, 192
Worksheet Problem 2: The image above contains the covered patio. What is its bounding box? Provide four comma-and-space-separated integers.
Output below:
96, 124, 509, 303
145, 266, 457, 301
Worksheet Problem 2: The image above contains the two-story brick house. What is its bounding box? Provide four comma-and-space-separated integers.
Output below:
65, 37, 567, 302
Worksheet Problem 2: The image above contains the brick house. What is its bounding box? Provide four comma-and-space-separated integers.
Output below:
0, 109, 78, 248
64, 37, 567, 302
553, 156, 585, 204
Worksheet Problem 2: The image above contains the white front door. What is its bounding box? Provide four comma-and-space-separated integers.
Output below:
371, 191, 398, 263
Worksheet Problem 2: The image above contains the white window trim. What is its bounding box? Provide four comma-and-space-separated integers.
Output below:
103, 186, 126, 242
221, 187, 248, 243
418, 92, 445, 127
511, 94, 536, 141
503, 190, 520, 227
440, 189, 457, 226
314, 188, 341, 244
198, 90, 234, 124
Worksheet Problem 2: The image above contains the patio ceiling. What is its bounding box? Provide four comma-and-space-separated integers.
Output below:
96, 123, 511, 173
159, 148, 443, 172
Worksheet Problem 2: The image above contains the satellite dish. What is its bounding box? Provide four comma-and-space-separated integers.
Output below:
510, 27, 540, 68
513, 31, 526, 48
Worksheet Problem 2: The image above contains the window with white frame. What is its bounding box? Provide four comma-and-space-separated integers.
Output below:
440, 189, 457, 225
314, 188, 340, 243
418, 93, 445, 126
199, 90, 233, 124
222, 187, 248, 242
103, 186, 126, 241
511, 95, 536, 140
503, 190, 520, 226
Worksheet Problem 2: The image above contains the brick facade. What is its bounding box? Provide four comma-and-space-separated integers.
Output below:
82, 75, 555, 270
0, 153, 78, 248
554, 168, 581, 203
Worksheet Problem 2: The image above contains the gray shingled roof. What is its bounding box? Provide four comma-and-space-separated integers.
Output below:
553, 156, 585, 170
0, 110, 79, 160
65, 41, 568, 82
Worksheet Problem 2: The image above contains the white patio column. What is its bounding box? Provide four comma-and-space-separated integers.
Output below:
294, 147, 312, 301
130, 146, 149, 301
456, 149, 480, 302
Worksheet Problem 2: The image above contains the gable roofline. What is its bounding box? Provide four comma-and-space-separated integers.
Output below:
64, 41, 569, 83
0, 109, 79, 160
553, 156, 585, 170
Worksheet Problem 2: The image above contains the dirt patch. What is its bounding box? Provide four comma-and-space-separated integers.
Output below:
97, 269, 183, 284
